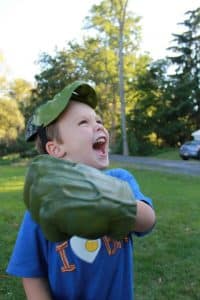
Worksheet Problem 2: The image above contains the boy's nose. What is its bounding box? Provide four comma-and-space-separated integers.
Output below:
95, 123, 104, 131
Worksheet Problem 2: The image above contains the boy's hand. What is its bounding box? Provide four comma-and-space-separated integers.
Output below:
23, 155, 137, 241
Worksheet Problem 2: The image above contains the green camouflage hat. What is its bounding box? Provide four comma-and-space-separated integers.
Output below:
25, 81, 97, 141
33, 81, 97, 127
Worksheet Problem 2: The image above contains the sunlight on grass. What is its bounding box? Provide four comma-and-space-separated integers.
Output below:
0, 180, 24, 192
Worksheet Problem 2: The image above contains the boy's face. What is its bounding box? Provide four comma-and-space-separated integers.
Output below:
53, 101, 109, 169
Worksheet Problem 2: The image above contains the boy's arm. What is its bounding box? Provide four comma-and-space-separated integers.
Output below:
134, 200, 155, 233
22, 277, 53, 300
106, 168, 156, 235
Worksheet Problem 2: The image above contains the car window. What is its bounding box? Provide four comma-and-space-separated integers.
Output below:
185, 140, 200, 145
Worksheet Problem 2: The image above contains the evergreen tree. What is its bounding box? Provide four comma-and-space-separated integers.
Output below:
167, 7, 200, 132
128, 7, 200, 151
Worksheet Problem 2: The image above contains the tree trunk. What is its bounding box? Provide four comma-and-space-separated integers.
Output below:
118, 0, 129, 155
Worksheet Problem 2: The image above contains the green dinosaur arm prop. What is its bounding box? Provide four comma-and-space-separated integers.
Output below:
23, 155, 137, 241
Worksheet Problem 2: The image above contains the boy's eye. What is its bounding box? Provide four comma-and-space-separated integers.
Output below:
97, 119, 103, 125
78, 120, 88, 125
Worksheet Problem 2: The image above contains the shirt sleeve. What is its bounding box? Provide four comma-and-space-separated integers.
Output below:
105, 168, 153, 206
105, 168, 154, 236
6, 211, 49, 277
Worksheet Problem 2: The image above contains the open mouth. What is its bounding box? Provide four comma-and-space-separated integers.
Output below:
93, 137, 107, 155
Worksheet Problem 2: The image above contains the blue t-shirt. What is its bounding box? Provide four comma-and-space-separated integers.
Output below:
7, 168, 153, 300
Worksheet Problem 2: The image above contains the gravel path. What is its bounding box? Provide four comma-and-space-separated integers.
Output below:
110, 154, 200, 177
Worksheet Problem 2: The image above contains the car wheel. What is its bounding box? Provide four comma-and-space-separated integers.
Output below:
197, 151, 200, 160
181, 155, 189, 160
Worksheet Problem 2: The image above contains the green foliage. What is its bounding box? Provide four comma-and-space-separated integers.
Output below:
9, 79, 32, 114
167, 7, 200, 131
0, 153, 21, 165
0, 99, 25, 144
0, 72, 33, 154
30, 0, 150, 152
27, 51, 82, 118
1, 4, 200, 157
126, 7, 200, 150
84, 0, 142, 49
111, 131, 155, 156
127, 59, 170, 151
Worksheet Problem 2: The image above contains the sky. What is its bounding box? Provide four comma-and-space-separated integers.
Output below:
1, 0, 200, 83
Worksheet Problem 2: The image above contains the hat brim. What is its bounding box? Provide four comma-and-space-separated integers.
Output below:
33, 81, 97, 127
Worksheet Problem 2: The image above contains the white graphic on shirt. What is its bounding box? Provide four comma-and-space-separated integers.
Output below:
70, 236, 101, 263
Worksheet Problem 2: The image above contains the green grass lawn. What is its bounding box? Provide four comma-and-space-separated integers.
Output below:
0, 164, 26, 299
130, 167, 200, 300
151, 147, 181, 160
0, 161, 200, 299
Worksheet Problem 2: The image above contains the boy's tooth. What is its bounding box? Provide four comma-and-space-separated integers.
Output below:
97, 137, 105, 143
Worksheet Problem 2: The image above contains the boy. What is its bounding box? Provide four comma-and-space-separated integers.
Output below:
7, 81, 155, 300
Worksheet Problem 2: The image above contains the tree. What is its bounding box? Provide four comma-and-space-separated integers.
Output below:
0, 98, 24, 145
127, 59, 169, 153
83, 0, 143, 153
167, 7, 200, 132
32, 0, 149, 153
24, 49, 83, 122
128, 56, 195, 149
115, 0, 129, 155
0, 53, 32, 154
128, 7, 200, 150
9, 79, 32, 114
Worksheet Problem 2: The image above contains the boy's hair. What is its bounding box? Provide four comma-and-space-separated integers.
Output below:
35, 120, 63, 154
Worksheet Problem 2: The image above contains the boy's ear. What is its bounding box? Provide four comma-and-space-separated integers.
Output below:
45, 141, 65, 158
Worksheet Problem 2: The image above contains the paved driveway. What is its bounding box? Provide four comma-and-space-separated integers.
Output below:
110, 154, 200, 177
